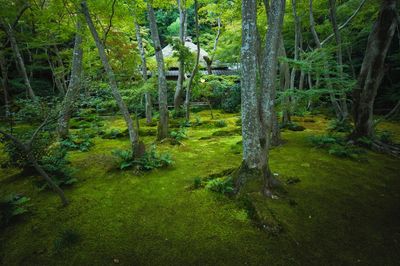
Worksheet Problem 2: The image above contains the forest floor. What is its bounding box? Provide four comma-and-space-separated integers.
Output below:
1, 110, 400, 265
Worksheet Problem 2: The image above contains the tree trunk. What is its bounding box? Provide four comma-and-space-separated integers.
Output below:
279, 36, 291, 125
147, 1, 168, 140
329, 0, 349, 120
351, 0, 397, 139
0, 51, 10, 118
134, 20, 152, 124
46, 49, 65, 96
1, 20, 35, 99
260, 0, 285, 196
82, 1, 141, 156
58, 18, 83, 139
309, 0, 342, 119
185, 0, 200, 122
174, 0, 186, 111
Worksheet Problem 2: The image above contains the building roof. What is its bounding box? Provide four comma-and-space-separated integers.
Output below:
161, 38, 209, 66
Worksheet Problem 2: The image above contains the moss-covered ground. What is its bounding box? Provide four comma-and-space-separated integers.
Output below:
1, 110, 400, 265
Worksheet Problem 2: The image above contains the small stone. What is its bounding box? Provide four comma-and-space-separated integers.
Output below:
113, 259, 120, 264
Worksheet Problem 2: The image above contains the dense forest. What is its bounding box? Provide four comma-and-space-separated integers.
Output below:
0, 0, 400, 265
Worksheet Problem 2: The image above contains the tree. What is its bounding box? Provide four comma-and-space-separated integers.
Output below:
351, 0, 398, 139
235, 0, 285, 196
58, 17, 84, 139
184, 0, 200, 121
0, 3, 36, 100
174, 0, 186, 111
81, 1, 142, 158
146, 0, 169, 140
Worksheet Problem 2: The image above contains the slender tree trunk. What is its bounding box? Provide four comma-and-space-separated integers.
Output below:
82, 1, 141, 156
58, 19, 83, 139
147, 1, 168, 140
351, 0, 397, 139
185, 0, 200, 121
309, 0, 342, 119
204, 16, 221, 75
329, 0, 349, 120
53, 45, 68, 93
46, 49, 65, 96
279, 37, 291, 125
174, 0, 186, 111
134, 20, 152, 124
1, 20, 35, 99
289, 0, 300, 92
0, 51, 10, 117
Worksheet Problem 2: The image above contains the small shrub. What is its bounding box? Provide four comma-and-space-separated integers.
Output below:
328, 119, 353, 133
214, 120, 227, 128
60, 134, 94, 152
309, 135, 342, 148
193, 177, 202, 189
170, 127, 187, 144
113, 146, 173, 171
53, 228, 81, 252
378, 131, 394, 144
171, 108, 186, 119
38, 147, 77, 189
205, 177, 234, 195
193, 116, 202, 126
283, 122, 305, 131
0, 194, 30, 228
328, 144, 364, 159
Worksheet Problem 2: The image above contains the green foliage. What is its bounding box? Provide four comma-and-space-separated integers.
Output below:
214, 120, 227, 128
101, 128, 125, 139
0, 194, 30, 228
53, 229, 81, 253
205, 176, 234, 195
193, 177, 202, 189
309, 135, 365, 159
38, 147, 77, 189
377, 131, 394, 145
170, 127, 187, 144
60, 134, 94, 152
113, 146, 173, 171
328, 119, 353, 133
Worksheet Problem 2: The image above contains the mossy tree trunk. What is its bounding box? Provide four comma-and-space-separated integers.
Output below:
0, 51, 10, 118
351, 0, 398, 139
134, 19, 152, 124
82, 1, 142, 157
237, 0, 285, 196
147, 1, 169, 140
279, 36, 291, 125
0, 20, 35, 100
58, 18, 83, 139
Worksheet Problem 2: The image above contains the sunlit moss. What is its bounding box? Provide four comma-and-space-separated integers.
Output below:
1, 111, 400, 265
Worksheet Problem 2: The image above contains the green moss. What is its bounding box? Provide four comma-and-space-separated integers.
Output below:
1, 112, 400, 265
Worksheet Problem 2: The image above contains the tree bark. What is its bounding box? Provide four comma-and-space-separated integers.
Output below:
279, 36, 291, 125
82, 1, 141, 156
260, 0, 285, 196
185, 0, 200, 121
58, 18, 83, 139
147, 1, 169, 140
174, 0, 186, 111
329, 0, 349, 120
309, 0, 342, 119
351, 0, 397, 139
1, 20, 35, 100
134, 20, 152, 124
0, 51, 10, 118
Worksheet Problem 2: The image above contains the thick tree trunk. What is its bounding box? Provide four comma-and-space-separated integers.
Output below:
1, 20, 35, 99
351, 0, 397, 139
329, 0, 349, 120
58, 19, 83, 139
174, 0, 186, 111
82, 1, 141, 156
134, 20, 152, 124
240, 0, 262, 171
147, 1, 169, 140
260, 0, 285, 196
185, 0, 200, 122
